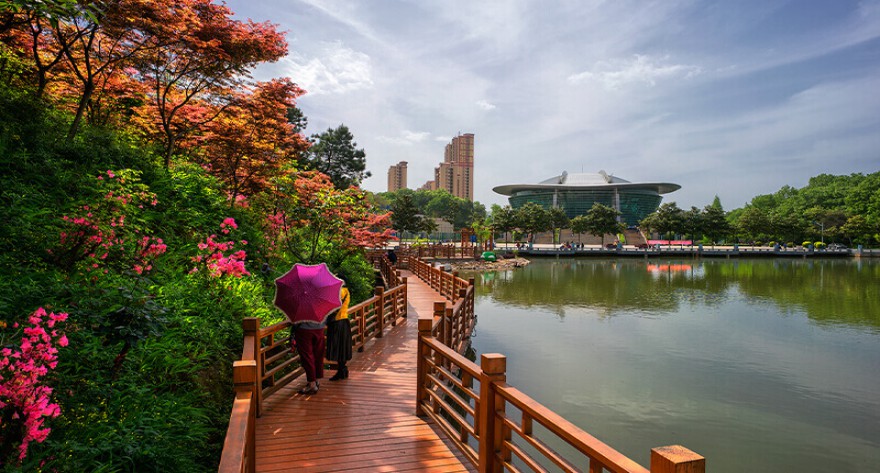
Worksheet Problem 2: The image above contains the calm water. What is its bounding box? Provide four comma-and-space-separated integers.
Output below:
467, 258, 880, 473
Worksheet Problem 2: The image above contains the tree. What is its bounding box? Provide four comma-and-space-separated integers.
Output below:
201, 78, 308, 202
702, 204, 731, 244
258, 170, 393, 264
132, 0, 287, 166
583, 203, 623, 245
736, 206, 771, 243
547, 207, 569, 245
515, 202, 550, 243
390, 192, 423, 236
682, 206, 703, 242
303, 124, 370, 189
569, 215, 589, 243
641, 202, 684, 240
840, 214, 877, 246
490, 205, 516, 242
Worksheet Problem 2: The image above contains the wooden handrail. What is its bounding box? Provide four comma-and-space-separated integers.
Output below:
219, 263, 409, 473
409, 256, 704, 473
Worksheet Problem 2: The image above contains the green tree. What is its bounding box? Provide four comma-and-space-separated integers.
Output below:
390, 192, 423, 236
584, 203, 623, 245
547, 207, 569, 245
702, 204, 731, 244
569, 215, 589, 243
303, 124, 370, 189
683, 206, 703, 242
736, 206, 771, 243
515, 202, 550, 243
490, 204, 517, 242
641, 202, 684, 240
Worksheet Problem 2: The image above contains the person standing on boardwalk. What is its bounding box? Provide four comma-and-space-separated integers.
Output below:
294, 316, 327, 394
326, 283, 352, 381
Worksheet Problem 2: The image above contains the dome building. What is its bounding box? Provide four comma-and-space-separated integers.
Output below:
493, 171, 680, 226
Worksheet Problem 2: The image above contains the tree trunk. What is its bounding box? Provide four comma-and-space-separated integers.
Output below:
67, 81, 94, 141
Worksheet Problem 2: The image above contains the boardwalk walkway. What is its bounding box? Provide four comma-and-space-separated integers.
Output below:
253, 271, 473, 472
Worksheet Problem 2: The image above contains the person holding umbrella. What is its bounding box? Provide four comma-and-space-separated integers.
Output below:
326, 282, 352, 381
273, 263, 345, 395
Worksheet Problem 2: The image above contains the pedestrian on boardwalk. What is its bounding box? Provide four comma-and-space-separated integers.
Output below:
387, 248, 398, 266
326, 283, 352, 381
294, 316, 328, 394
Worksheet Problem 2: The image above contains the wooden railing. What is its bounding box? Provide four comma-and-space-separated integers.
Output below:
410, 260, 705, 473
218, 275, 408, 472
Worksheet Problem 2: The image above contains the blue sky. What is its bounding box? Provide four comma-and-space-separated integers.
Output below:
227, 0, 880, 210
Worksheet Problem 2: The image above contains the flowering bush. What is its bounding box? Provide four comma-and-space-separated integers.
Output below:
52, 169, 164, 275
0, 308, 68, 463
191, 218, 250, 277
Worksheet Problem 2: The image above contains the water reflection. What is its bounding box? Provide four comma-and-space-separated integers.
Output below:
474, 258, 880, 331
468, 257, 880, 473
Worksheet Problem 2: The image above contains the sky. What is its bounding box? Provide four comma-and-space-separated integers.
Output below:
226, 0, 880, 210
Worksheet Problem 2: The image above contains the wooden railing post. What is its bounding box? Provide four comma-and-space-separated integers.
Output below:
375, 286, 385, 337
651, 445, 705, 473
433, 302, 447, 345
234, 359, 257, 473
444, 307, 454, 350
242, 317, 261, 417
478, 354, 507, 473
416, 317, 434, 417
402, 277, 408, 318
452, 271, 459, 301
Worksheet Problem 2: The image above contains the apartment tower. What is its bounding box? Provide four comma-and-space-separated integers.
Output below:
435, 133, 474, 201
387, 161, 408, 192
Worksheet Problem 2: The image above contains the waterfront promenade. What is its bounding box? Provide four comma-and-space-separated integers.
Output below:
251, 271, 473, 472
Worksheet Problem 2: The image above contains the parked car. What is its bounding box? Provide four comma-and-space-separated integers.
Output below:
828, 243, 848, 250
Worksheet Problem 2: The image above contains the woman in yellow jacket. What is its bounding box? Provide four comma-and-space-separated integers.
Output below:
326, 284, 352, 381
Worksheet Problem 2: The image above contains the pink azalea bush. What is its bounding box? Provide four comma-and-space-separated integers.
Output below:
0, 308, 69, 462
191, 218, 250, 277
52, 169, 164, 275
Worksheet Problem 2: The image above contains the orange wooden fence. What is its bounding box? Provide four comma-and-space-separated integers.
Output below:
218, 276, 408, 472
409, 259, 705, 473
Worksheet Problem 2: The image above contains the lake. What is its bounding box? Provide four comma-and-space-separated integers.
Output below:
466, 257, 880, 473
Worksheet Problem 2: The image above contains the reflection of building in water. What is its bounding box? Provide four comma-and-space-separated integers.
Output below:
493, 170, 679, 225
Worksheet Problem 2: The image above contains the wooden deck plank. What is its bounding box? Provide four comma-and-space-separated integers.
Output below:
254, 270, 473, 472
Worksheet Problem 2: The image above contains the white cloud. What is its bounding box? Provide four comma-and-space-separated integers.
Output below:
476, 100, 497, 111
568, 55, 702, 89
377, 130, 432, 145
282, 41, 373, 95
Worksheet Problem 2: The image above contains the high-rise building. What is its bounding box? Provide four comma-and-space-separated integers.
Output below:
434, 133, 474, 200
387, 161, 408, 192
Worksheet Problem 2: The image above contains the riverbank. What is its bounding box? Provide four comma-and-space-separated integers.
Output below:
434, 257, 532, 272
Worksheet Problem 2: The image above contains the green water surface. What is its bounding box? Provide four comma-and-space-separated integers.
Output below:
468, 257, 880, 473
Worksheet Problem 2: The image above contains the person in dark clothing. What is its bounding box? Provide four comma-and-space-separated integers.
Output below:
326, 284, 352, 381
387, 248, 398, 266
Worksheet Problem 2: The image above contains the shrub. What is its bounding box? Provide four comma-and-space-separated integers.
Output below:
814, 241, 827, 250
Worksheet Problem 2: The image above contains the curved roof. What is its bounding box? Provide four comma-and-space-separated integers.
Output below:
493, 171, 680, 196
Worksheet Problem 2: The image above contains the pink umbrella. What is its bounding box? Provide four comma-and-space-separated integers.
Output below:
274, 263, 343, 325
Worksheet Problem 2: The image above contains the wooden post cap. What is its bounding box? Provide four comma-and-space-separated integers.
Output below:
481, 353, 506, 375
651, 445, 705, 473
418, 317, 433, 332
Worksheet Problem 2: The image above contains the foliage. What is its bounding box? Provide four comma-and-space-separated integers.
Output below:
302, 124, 370, 190
582, 203, 623, 245
380, 188, 486, 231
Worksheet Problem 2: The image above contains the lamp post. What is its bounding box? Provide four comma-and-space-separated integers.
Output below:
814, 221, 824, 244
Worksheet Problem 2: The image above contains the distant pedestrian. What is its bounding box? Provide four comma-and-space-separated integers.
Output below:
387, 248, 398, 266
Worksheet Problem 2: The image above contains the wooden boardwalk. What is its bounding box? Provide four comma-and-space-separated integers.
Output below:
253, 271, 473, 472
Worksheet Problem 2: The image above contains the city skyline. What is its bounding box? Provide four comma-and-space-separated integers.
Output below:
228, 0, 880, 210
